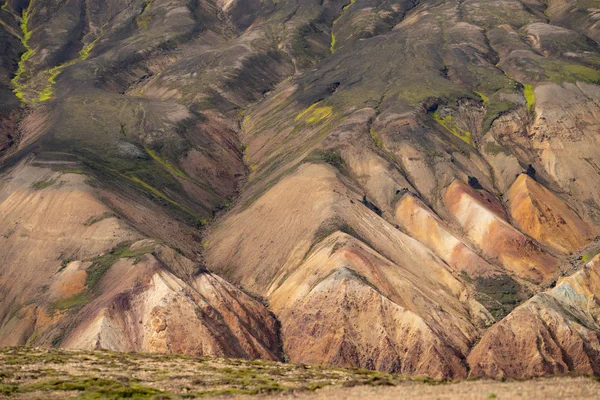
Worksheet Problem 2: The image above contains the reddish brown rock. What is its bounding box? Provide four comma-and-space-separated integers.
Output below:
468, 255, 600, 378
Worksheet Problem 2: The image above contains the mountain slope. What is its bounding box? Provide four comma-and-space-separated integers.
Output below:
1, 0, 600, 380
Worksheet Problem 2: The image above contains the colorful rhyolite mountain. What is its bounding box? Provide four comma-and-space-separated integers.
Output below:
1, 0, 600, 380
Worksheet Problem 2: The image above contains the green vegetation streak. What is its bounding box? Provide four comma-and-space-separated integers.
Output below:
433, 111, 473, 146
370, 127, 383, 150
144, 146, 224, 202
330, 0, 355, 53
11, 0, 35, 102
523, 84, 535, 113
330, 33, 336, 54
38, 32, 102, 102
86, 241, 155, 291
295, 102, 333, 124
136, 0, 153, 30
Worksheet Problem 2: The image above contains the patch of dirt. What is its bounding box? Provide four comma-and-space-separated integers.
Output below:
258, 376, 600, 400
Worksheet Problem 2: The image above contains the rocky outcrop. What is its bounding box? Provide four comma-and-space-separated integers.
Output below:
269, 232, 484, 379
0, 161, 280, 360
506, 174, 595, 253
64, 248, 281, 360
444, 180, 561, 284
468, 254, 600, 378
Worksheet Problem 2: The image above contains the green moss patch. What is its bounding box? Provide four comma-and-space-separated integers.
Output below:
482, 98, 517, 132
11, 0, 35, 102
83, 212, 115, 226
304, 150, 345, 170
16, 377, 162, 398
369, 127, 383, 150
50, 293, 90, 311
484, 142, 511, 156
31, 177, 58, 190
85, 241, 155, 291
295, 103, 334, 124
433, 111, 473, 146
523, 84, 535, 113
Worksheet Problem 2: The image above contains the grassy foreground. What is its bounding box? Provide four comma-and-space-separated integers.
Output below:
1, 348, 599, 399
0, 347, 407, 399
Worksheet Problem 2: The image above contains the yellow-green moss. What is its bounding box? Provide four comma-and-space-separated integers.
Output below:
307, 106, 333, 123
295, 103, 333, 124
535, 61, 600, 85
31, 177, 58, 190
242, 115, 254, 131
14, 3, 102, 103
25, 330, 39, 346
560, 64, 600, 83
129, 176, 205, 223
50, 293, 90, 311
295, 103, 319, 121
38, 65, 67, 101
79, 35, 101, 61
136, 0, 153, 31
330, 0, 356, 53
433, 111, 473, 146
143, 147, 221, 202
523, 84, 535, 112
11, 0, 35, 102
144, 147, 188, 180
38, 32, 100, 102
370, 127, 383, 150
342, 0, 356, 11
330, 33, 336, 54
475, 91, 489, 104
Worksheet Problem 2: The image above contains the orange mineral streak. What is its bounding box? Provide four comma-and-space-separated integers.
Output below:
444, 180, 560, 284
507, 174, 594, 253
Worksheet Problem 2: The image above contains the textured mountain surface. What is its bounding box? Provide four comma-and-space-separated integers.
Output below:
1, 0, 600, 380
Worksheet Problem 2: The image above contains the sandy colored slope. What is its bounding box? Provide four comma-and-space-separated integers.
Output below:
444, 180, 561, 284
63, 245, 281, 360
0, 160, 141, 346
533, 83, 600, 210
208, 164, 472, 303
394, 194, 499, 279
0, 159, 281, 360
506, 174, 594, 253
208, 162, 491, 376
494, 83, 600, 215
